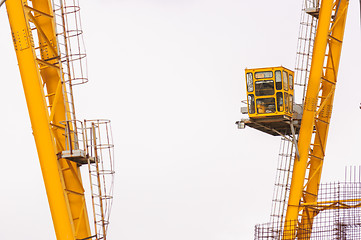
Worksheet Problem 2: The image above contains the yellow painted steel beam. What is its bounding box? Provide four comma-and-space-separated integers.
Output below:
6, 0, 92, 239
5, 0, 74, 239
283, 1, 334, 233
299, 1, 348, 237
282, 0, 349, 239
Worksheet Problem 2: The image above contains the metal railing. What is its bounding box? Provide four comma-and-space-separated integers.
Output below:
84, 119, 115, 240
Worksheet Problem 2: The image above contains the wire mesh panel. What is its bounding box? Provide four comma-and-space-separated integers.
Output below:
256, 178, 361, 240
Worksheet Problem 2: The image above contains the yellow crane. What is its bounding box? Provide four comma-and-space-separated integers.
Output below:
237, 0, 349, 238
3, 0, 114, 239
284, 0, 348, 238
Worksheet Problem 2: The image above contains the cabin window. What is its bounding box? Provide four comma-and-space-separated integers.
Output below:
255, 71, 273, 79
275, 70, 282, 90
256, 98, 276, 114
248, 94, 255, 114
289, 94, 293, 113
284, 92, 289, 112
283, 71, 288, 91
277, 92, 284, 112
246, 73, 254, 92
289, 74, 293, 90
255, 80, 275, 96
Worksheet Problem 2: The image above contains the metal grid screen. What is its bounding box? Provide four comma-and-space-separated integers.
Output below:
256, 181, 361, 240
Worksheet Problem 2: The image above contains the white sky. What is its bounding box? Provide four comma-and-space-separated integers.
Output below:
0, 0, 361, 239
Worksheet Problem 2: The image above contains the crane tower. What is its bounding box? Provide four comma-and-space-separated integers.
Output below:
236, 0, 361, 239
4, 0, 114, 239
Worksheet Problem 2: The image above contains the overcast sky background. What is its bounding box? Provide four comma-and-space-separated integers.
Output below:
0, 0, 361, 239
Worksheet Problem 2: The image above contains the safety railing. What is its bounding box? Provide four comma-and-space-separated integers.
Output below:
84, 119, 115, 240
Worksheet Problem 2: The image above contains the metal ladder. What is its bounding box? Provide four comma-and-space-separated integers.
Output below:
52, 0, 88, 124
52, 1, 115, 239
269, 0, 319, 228
85, 120, 115, 240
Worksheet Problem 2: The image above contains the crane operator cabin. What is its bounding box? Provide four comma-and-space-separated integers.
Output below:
238, 66, 302, 136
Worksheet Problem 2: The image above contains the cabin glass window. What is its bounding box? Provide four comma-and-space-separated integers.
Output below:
275, 70, 282, 90
255, 71, 273, 79
276, 92, 284, 112
248, 94, 255, 114
289, 94, 293, 113
289, 74, 293, 90
283, 71, 288, 91
246, 73, 254, 92
284, 92, 289, 112
256, 98, 276, 114
255, 80, 275, 96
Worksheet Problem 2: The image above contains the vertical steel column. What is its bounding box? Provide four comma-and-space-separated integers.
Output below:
6, 0, 93, 239
5, 0, 74, 239
284, 0, 333, 231
298, 0, 348, 237
282, 0, 349, 239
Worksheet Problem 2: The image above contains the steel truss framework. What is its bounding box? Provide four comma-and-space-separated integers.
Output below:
6, 0, 91, 239
283, 0, 349, 239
